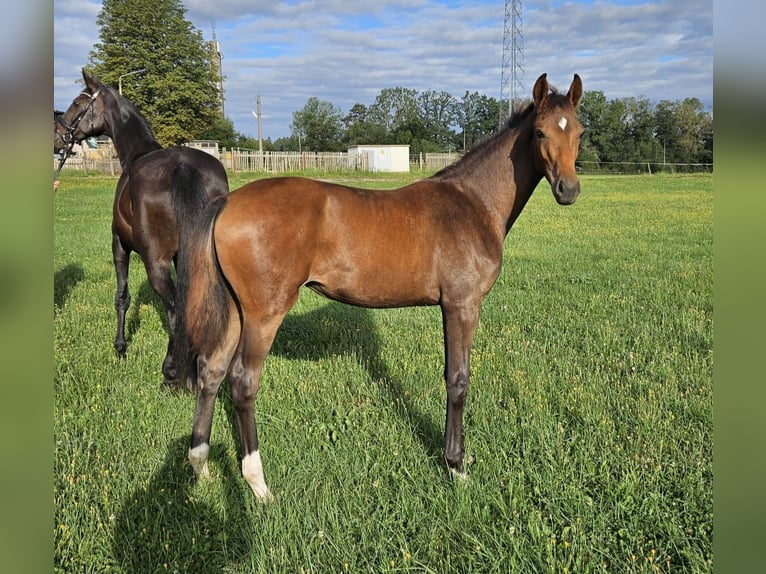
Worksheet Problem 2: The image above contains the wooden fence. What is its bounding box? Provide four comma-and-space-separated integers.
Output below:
53, 150, 377, 175
53, 155, 121, 175
53, 150, 713, 177
417, 152, 461, 171
576, 160, 713, 174
219, 149, 470, 172
221, 149, 369, 172
53, 148, 466, 176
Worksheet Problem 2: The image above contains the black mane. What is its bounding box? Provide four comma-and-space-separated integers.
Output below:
432, 101, 535, 179
102, 85, 161, 147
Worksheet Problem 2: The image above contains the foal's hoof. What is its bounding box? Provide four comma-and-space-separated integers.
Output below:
449, 466, 470, 482
162, 374, 195, 394
161, 378, 188, 395
447, 454, 473, 482
250, 485, 275, 504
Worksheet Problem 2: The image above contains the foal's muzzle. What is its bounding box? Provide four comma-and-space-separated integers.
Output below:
54, 119, 80, 155
53, 129, 68, 153
552, 176, 581, 205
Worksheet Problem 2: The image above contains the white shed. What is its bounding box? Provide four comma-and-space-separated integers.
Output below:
186, 140, 220, 157
347, 144, 410, 172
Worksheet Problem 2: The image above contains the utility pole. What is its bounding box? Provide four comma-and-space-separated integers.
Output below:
251, 97, 264, 170
256, 95, 263, 154
252, 97, 264, 154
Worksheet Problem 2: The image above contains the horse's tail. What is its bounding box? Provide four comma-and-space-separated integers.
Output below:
171, 163, 231, 388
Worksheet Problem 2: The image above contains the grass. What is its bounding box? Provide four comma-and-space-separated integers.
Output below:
54, 172, 712, 573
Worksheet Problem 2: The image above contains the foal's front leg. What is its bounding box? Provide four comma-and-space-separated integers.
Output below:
441, 302, 480, 479
112, 234, 131, 358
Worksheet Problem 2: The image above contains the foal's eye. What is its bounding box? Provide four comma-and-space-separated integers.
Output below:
534, 129, 545, 139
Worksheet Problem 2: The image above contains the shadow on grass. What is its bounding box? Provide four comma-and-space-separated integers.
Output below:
54, 263, 85, 311
126, 279, 168, 345
252, 301, 444, 467
169, 301, 445, 499
113, 437, 252, 573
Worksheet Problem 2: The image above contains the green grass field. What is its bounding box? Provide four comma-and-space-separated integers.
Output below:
54, 172, 712, 573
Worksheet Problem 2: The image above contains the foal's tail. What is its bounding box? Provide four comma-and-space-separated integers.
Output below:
171, 163, 232, 387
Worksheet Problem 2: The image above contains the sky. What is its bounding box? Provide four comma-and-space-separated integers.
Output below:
53, 0, 713, 141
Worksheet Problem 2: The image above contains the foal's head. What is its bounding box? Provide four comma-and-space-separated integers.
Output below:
529, 73, 583, 205
54, 70, 108, 152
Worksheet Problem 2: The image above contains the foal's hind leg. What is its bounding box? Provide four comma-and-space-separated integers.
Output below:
112, 234, 131, 358
188, 317, 241, 482
143, 255, 179, 388
227, 315, 287, 502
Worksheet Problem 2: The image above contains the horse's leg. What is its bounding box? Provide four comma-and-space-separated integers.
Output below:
144, 257, 178, 387
441, 302, 481, 479
112, 234, 131, 358
187, 315, 241, 481
228, 313, 289, 502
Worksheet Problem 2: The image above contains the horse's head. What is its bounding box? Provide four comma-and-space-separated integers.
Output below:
530, 73, 583, 205
54, 70, 108, 152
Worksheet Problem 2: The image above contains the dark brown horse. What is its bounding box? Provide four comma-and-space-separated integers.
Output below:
172, 73, 583, 500
54, 70, 229, 387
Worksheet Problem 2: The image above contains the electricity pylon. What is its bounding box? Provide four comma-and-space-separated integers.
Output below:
500, 0, 525, 118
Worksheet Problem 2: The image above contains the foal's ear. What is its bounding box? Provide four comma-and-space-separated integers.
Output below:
81, 68, 101, 93
567, 74, 583, 108
533, 73, 549, 107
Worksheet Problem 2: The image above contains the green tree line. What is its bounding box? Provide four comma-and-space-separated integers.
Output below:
216, 91, 712, 168
82, 0, 712, 167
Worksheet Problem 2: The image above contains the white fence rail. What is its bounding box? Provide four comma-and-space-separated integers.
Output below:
221, 149, 370, 172
53, 151, 712, 176
53, 150, 375, 176
53, 148, 465, 176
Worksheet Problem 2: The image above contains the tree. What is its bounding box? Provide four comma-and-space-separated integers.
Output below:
196, 116, 239, 148
88, 0, 220, 146
698, 108, 714, 164
291, 97, 345, 151
344, 103, 387, 145
622, 96, 661, 162
282, 85, 713, 167
368, 87, 420, 139
196, 116, 269, 150
456, 91, 504, 150
272, 135, 301, 151
578, 90, 632, 164
576, 90, 607, 163
654, 99, 714, 165
417, 90, 458, 150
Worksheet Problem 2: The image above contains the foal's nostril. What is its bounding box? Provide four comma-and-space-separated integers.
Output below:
553, 177, 580, 205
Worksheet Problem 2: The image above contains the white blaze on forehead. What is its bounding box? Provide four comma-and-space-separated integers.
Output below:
558, 117, 568, 131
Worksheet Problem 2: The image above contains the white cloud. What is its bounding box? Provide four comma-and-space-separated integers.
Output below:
54, 0, 712, 139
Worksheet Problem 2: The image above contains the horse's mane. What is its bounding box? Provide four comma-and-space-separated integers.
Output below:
432, 101, 536, 180
99, 83, 161, 148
